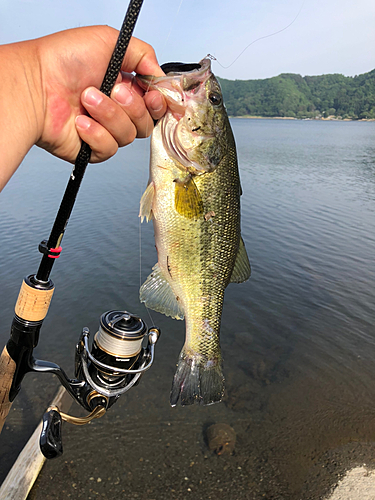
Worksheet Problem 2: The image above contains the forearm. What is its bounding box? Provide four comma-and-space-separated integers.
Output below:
0, 41, 44, 191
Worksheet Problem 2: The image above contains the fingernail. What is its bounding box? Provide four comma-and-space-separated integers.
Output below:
150, 94, 163, 113
113, 83, 133, 106
75, 115, 91, 130
84, 87, 103, 106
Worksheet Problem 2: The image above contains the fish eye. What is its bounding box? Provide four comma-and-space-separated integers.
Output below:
209, 92, 222, 106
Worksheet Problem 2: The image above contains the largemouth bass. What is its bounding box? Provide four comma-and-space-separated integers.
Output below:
137, 58, 250, 406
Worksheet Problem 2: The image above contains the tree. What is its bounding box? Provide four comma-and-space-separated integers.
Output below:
218, 68, 375, 119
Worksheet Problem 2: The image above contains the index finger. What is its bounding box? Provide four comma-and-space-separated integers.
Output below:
122, 37, 165, 77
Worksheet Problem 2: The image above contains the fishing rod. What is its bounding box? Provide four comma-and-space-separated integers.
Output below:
0, 0, 160, 459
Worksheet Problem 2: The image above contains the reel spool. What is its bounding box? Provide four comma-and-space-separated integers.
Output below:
93, 311, 148, 375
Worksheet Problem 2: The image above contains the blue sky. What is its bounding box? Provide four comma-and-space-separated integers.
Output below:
0, 0, 374, 80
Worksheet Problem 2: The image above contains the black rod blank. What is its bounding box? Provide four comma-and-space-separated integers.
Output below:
36, 0, 144, 282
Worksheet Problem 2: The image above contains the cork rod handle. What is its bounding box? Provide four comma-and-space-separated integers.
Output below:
0, 277, 55, 435
0, 346, 16, 433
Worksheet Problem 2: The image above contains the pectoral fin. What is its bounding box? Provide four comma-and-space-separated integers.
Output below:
139, 182, 155, 222
174, 176, 204, 219
140, 263, 184, 320
230, 237, 251, 283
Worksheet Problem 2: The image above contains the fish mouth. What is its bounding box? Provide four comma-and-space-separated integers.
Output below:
136, 58, 212, 116
136, 58, 211, 88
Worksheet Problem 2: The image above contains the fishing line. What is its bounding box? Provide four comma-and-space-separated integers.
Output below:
145, 295, 156, 327
136, 0, 305, 327
160, 0, 184, 59
137, 138, 154, 326
138, 202, 155, 327
137, 0, 304, 322
214, 0, 306, 70
138, 87, 154, 325
137, 0, 186, 327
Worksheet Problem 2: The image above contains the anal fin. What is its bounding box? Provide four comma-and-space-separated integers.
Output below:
230, 237, 251, 283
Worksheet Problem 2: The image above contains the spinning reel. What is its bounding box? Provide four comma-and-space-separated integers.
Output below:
40, 310, 160, 458
8, 292, 160, 458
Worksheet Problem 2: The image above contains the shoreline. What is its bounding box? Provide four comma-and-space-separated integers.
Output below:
230, 115, 375, 122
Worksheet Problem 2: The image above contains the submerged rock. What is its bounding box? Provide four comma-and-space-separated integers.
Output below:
207, 423, 236, 455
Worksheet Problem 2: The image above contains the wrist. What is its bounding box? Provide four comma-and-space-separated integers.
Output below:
11, 40, 45, 143
0, 40, 44, 190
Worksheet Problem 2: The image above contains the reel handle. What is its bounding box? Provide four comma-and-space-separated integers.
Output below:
40, 403, 107, 458
40, 408, 63, 459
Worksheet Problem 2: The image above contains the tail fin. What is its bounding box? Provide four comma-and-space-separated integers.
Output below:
170, 348, 224, 406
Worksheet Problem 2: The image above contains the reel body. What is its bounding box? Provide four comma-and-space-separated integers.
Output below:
10, 309, 160, 459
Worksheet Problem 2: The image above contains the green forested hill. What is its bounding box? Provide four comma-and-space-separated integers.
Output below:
218, 69, 375, 119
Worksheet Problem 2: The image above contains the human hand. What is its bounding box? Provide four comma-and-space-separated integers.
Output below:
35, 26, 166, 163
0, 25, 166, 190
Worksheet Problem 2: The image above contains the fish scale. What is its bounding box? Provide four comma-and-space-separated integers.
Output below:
137, 58, 250, 406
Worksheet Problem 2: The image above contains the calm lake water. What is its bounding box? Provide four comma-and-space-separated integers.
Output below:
0, 118, 375, 499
